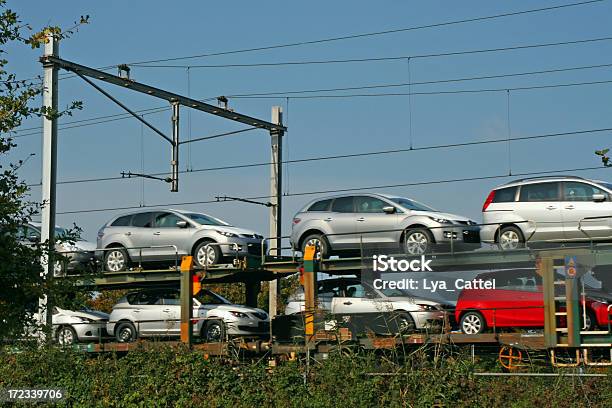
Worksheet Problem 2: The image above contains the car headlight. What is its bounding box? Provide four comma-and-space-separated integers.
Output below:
428, 216, 451, 224
229, 311, 248, 318
75, 316, 94, 323
215, 230, 238, 238
417, 304, 438, 311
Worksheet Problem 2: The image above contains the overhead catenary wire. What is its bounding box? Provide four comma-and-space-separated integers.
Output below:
56, 165, 610, 215
27, 126, 612, 187
11, 58, 612, 137
124, 0, 607, 66
132, 35, 612, 69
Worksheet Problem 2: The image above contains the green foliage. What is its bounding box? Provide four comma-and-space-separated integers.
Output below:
0, 0, 89, 341
0, 346, 609, 407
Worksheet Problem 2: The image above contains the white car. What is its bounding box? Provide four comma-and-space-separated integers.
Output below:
52, 307, 109, 345
285, 277, 444, 331
481, 176, 612, 249
107, 288, 269, 342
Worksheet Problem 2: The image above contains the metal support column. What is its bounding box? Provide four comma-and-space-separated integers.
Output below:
180, 256, 194, 345
39, 33, 59, 336
245, 281, 260, 308
566, 275, 581, 347
171, 102, 180, 192
303, 244, 318, 345
540, 257, 557, 348
268, 106, 283, 317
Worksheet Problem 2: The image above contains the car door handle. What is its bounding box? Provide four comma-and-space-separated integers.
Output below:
343, 301, 352, 305
356, 217, 365, 222
124, 232, 131, 236
153, 231, 161, 236
565, 205, 575, 210
162, 309, 171, 312
324, 218, 333, 222
546, 205, 557, 210
133, 309, 140, 313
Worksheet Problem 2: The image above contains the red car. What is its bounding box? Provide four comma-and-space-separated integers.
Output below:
455, 269, 611, 334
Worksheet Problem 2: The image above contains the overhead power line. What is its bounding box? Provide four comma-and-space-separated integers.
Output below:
28, 126, 611, 187
12, 63, 612, 138
56, 165, 610, 215
229, 79, 612, 99
125, 0, 606, 66
133, 36, 612, 69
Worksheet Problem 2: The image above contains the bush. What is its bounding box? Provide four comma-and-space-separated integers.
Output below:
0, 346, 610, 407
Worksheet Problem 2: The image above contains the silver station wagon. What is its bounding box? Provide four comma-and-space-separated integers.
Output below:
97, 209, 264, 271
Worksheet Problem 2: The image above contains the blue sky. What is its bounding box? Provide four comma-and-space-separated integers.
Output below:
6, 0, 612, 242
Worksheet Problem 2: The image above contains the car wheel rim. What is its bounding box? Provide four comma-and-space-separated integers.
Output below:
500, 231, 519, 250
462, 314, 482, 334
53, 261, 63, 275
584, 314, 592, 330
206, 324, 222, 341
58, 328, 74, 345
197, 245, 217, 266
305, 238, 322, 260
107, 250, 125, 271
119, 327, 133, 342
398, 317, 413, 332
405, 232, 428, 255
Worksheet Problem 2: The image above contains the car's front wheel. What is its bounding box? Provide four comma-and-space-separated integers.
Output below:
104, 247, 129, 272
498, 226, 525, 250
202, 320, 225, 342
194, 240, 221, 267
115, 321, 138, 343
301, 233, 329, 260
460, 311, 486, 334
56, 326, 77, 346
396, 312, 416, 334
403, 228, 434, 255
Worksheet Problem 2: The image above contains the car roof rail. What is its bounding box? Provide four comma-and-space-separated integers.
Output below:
502, 175, 586, 185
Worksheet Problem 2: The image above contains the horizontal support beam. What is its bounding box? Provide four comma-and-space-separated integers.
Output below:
43, 56, 287, 133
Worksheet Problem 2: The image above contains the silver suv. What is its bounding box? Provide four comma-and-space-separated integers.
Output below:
481, 176, 612, 249
290, 193, 479, 256
97, 209, 264, 271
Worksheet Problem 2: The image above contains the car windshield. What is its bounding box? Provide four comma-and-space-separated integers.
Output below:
597, 182, 612, 192
54, 227, 67, 238
388, 197, 435, 212
185, 213, 230, 226
194, 289, 231, 305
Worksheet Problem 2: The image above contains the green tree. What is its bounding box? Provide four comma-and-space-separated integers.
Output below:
0, 1, 88, 341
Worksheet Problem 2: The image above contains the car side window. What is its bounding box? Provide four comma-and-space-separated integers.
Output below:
308, 199, 332, 212
318, 283, 342, 298
111, 215, 132, 227
137, 291, 162, 305
154, 212, 184, 228
519, 182, 559, 202
161, 291, 181, 305
344, 283, 366, 298
131, 212, 153, 228
563, 182, 608, 202
354, 196, 388, 213
493, 186, 517, 203
331, 197, 354, 213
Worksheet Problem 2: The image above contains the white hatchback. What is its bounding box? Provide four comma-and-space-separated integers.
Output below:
481, 176, 612, 249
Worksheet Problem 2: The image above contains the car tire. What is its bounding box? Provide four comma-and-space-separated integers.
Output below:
194, 240, 221, 267
403, 228, 434, 255
460, 311, 486, 334
301, 233, 329, 260
115, 321, 138, 343
582, 309, 597, 331
395, 312, 416, 334
56, 326, 78, 346
104, 247, 129, 272
497, 226, 525, 250
202, 320, 225, 342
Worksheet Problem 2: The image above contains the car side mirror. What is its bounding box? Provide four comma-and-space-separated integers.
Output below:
176, 220, 188, 228
382, 206, 396, 214
592, 193, 606, 202
28, 234, 39, 243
